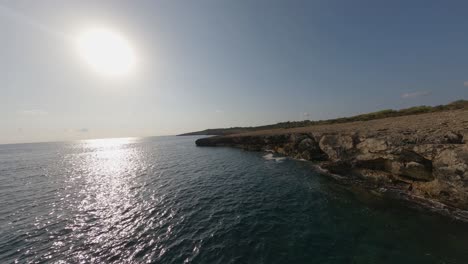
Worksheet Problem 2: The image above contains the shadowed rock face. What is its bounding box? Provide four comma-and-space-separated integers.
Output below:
195, 110, 468, 222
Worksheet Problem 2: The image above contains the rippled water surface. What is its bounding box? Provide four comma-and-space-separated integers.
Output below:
1, 136, 468, 263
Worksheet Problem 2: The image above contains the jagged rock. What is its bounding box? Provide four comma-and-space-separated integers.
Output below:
385, 149, 434, 181
434, 146, 468, 180
435, 149, 458, 166
321, 161, 352, 175
297, 137, 327, 160
195, 109, 468, 221
462, 132, 468, 144
289, 133, 307, 145
354, 157, 389, 171
298, 138, 314, 151
399, 161, 433, 181
357, 138, 388, 153
319, 134, 355, 161
444, 131, 463, 144
412, 144, 442, 160
264, 134, 290, 144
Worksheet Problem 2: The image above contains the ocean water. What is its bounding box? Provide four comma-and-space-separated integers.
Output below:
1, 136, 467, 264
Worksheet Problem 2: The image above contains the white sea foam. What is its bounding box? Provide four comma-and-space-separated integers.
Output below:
263, 153, 286, 162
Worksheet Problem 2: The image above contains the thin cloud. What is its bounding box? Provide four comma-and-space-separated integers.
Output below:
64, 128, 89, 133
464, 81, 468, 87
18, 109, 48, 116
0, 4, 68, 40
401, 91, 431, 99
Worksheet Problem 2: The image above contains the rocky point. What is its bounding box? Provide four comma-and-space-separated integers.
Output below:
196, 109, 468, 222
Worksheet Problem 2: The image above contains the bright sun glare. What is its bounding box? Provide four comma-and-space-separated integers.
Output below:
76, 28, 136, 77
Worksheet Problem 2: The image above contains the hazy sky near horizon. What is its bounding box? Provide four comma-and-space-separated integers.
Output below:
1, 0, 467, 144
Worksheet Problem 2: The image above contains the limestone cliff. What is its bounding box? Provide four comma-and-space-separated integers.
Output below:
196, 109, 468, 222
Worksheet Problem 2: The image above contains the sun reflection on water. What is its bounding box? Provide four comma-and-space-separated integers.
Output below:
79, 137, 139, 149
6, 136, 468, 263
65, 137, 149, 255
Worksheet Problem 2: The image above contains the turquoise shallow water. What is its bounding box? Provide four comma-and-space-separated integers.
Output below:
0, 136, 467, 263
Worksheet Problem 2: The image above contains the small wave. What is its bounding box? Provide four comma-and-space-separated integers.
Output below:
263, 153, 286, 162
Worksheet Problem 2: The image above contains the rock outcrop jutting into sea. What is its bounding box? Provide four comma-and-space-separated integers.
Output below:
196, 109, 468, 222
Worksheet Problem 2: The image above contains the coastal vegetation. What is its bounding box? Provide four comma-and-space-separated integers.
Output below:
180, 100, 468, 136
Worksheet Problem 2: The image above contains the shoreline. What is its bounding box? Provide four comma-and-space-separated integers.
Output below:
195, 109, 468, 222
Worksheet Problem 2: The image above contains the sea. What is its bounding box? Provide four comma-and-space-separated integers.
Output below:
1, 136, 467, 263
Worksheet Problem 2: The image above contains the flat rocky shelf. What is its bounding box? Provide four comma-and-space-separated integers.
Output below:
196, 110, 468, 222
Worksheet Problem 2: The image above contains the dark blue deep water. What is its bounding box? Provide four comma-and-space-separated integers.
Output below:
1, 136, 467, 263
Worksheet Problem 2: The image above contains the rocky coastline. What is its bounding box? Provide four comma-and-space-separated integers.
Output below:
196, 110, 468, 222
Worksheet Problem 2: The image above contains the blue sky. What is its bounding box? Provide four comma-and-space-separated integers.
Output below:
1, 0, 467, 144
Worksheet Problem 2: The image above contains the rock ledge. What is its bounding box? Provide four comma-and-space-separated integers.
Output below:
196, 110, 468, 222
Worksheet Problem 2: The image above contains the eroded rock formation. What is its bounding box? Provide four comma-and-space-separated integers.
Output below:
195, 110, 468, 221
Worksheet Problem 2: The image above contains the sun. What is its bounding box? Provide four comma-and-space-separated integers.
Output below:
76, 28, 136, 77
